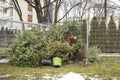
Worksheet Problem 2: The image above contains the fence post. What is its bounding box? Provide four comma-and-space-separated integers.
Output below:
86, 8, 90, 50
86, 20, 89, 50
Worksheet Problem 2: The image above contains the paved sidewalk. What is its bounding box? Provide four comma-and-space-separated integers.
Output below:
100, 53, 120, 57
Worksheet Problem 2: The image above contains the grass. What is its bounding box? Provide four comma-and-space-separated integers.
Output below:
0, 56, 120, 80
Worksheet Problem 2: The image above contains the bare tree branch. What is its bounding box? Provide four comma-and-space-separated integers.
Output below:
24, 0, 35, 8
57, 0, 90, 22
41, 0, 58, 9
57, 2, 81, 22
13, 0, 23, 21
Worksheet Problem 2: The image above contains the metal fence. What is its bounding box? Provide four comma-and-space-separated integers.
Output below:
0, 18, 120, 53
0, 19, 51, 48
83, 19, 120, 53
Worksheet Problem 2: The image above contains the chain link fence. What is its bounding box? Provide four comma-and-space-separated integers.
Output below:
1, 18, 120, 53
81, 19, 120, 53
0, 19, 51, 48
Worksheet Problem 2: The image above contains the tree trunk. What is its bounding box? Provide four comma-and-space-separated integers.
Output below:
13, 0, 25, 31
104, 0, 107, 20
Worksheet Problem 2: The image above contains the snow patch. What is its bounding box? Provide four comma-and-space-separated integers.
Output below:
42, 72, 99, 80
58, 72, 85, 80
0, 59, 9, 63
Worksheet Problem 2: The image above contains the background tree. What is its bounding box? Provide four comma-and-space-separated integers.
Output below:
5, 27, 9, 34
13, 0, 93, 25
99, 17, 107, 52
107, 16, 117, 52
81, 19, 87, 44
89, 16, 99, 47
4, 0, 120, 25
24, 0, 63, 24
62, 1, 69, 21
104, 0, 107, 20
117, 18, 120, 52
93, 1, 105, 21
67, 0, 92, 23
0, 27, 4, 34
78, 0, 92, 22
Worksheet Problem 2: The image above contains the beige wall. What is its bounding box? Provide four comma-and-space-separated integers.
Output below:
13, 0, 27, 22
13, 0, 38, 30
13, 0, 40, 23
1, 0, 45, 30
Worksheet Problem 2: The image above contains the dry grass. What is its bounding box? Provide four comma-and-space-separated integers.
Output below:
0, 56, 120, 80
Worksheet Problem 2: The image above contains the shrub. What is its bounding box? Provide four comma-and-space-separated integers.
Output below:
7, 28, 46, 67
47, 21, 81, 42
47, 21, 84, 61
86, 46, 101, 62
72, 45, 86, 61
45, 40, 73, 61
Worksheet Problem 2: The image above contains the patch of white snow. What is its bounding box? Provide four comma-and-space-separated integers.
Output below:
58, 72, 85, 80
0, 59, 9, 63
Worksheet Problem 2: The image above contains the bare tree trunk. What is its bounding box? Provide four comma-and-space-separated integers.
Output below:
104, 0, 107, 20
34, 0, 44, 23
44, 0, 52, 23
15, 0, 94, 25
13, 0, 23, 21
63, 2, 68, 21
54, 0, 62, 24
13, 0, 24, 31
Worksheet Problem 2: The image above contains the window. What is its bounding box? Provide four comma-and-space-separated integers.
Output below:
28, 10, 32, 16
28, 5, 32, 11
28, 15, 32, 22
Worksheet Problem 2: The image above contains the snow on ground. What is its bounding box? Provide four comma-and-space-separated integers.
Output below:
43, 72, 98, 80
58, 72, 85, 80
0, 59, 9, 63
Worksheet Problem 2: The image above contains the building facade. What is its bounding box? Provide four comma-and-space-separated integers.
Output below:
0, 0, 13, 29
0, 0, 52, 31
